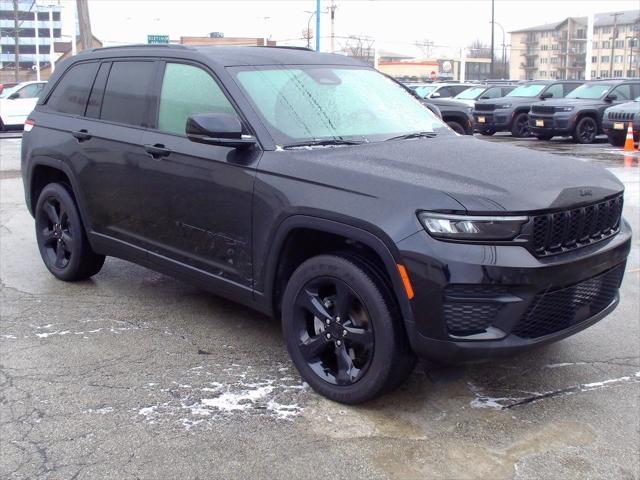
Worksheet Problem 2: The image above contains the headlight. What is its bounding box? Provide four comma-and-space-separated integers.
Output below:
558, 106, 574, 112
417, 212, 528, 240
495, 104, 512, 109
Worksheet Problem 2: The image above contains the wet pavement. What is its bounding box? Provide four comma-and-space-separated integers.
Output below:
1, 135, 639, 479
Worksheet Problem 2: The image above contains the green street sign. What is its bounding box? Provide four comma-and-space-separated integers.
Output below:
147, 34, 169, 45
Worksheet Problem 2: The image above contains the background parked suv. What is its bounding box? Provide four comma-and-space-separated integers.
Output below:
411, 82, 472, 99
529, 80, 640, 143
422, 97, 474, 134
602, 96, 640, 146
453, 84, 516, 107
0, 81, 46, 130
473, 80, 582, 137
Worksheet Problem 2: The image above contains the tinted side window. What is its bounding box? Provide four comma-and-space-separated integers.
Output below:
437, 87, 452, 97
486, 87, 501, 98
101, 61, 155, 127
47, 62, 99, 115
611, 84, 631, 100
563, 83, 580, 96
85, 63, 111, 119
452, 86, 469, 96
157, 63, 236, 136
544, 83, 563, 98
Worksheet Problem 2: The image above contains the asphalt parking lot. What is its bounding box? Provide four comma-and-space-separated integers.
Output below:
1, 133, 639, 479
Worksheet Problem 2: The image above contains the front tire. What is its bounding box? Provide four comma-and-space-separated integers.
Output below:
35, 183, 105, 281
573, 117, 598, 144
446, 121, 466, 135
281, 254, 414, 404
511, 113, 531, 137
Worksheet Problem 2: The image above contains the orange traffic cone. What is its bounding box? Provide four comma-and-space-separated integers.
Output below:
623, 122, 635, 151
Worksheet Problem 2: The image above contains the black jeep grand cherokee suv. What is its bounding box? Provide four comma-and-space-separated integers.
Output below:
529, 80, 640, 143
22, 46, 631, 404
602, 95, 640, 146
473, 80, 582, 137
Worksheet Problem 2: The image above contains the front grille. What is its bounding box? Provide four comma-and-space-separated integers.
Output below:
607, 111, 636, 121
513, 264, 624, 339
531, 105, 556, 115
532, 195, 623, 257
475, 103, 496, 112
443, 303, 501, 335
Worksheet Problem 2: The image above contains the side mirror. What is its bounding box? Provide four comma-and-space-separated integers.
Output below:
479, 96, 489, 100
8, 92, 19, 100
186, 113, 256, 149
605, 94, 617, 102
539, 92, 553, 100
431, 92, 441, 98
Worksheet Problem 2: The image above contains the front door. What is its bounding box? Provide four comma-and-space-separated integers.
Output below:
139, 61, 259, 288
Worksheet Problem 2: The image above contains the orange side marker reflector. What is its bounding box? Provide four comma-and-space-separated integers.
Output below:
397, 264, 414, 300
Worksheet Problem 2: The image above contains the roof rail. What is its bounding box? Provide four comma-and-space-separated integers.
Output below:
91, 44, 191, 52
257, 45, 315, 52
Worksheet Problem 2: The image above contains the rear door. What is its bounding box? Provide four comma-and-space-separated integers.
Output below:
73, 59, 157, 249
139, 61, 259, 288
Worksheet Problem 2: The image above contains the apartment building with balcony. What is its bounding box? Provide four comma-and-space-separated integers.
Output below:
509, 10, 639, 81
0, 0, 62, 71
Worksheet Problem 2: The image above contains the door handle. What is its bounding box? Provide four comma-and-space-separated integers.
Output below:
144, 143, 172, 158
72, 129, 92, 142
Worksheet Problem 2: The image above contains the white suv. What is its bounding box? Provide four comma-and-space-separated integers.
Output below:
0, 81, 46, 130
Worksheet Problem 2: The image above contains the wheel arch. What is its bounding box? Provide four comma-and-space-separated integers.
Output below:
573, 110, 600, 133
262, 215, 415, 327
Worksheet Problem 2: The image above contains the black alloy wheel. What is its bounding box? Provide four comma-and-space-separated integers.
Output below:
511, 113, 531, 138
573, 117, 598, 144
292, 276, 374, 386
35, 183, 105, 281
282, 254, 415, 404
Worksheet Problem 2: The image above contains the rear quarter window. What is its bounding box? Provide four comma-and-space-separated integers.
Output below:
46, 62, 99, 115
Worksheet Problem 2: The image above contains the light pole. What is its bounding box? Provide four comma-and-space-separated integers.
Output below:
316, 0, 321, 52
625, 35, 638, 77
48, 5, 55, 72
305, 11, 316, 49
490, 0, 495, 78
34, 8, 40, 81
490, 20, 506, 78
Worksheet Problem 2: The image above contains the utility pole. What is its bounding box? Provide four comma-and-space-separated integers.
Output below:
34, 9, 40, 81
329, 0, 337, 53
315, 0, 321, 52
13, 0, 19, 82
609, 12, 622, 78
76, 0, 93, 51
49, 6, 55, 72
489, 0, 495, 78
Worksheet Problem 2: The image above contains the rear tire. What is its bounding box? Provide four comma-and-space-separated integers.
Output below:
35, 183, 105, 281
446, 121, 466, 135
281, 254, 415, 404
572, 116, 598, 144
511, 113, 531, 138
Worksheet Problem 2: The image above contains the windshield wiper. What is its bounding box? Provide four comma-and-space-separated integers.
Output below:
282, 138, 366, 149
385, 131, 437, 142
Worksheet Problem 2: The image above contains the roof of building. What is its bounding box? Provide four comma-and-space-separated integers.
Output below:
509, 10, 639, 33
78, 45, 364, 67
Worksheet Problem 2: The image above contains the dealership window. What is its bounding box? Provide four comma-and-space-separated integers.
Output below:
158, 63, 236, 136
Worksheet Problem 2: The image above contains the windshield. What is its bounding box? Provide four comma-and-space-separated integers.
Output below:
233, 66, 449, 145
454, 87, 486, 100
414, 85, 437, 98
507, 84, 546, 97
565, 83, 612, 99
0, 84, 20, 99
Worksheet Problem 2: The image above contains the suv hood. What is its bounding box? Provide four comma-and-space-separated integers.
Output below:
477, 96, 538, 107
606, 100, 639, 113
266, 136, 622, 214
539, 98, 607, 108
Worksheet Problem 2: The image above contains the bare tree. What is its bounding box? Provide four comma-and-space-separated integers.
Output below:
415, 39, 434, 58
468, 39, 491, 58
339, 35, 375, 65
302, 28, 313, 49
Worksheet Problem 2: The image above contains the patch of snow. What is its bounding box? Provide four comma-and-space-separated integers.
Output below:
138, 406, 157, 416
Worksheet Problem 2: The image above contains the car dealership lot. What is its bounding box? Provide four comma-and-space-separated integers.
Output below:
1, 136, 638, 479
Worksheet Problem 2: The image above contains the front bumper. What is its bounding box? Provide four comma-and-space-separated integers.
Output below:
396, 220, 632, 363
473, 110, 513, 132
528, 113, 575, 136
602, 119, 640, 138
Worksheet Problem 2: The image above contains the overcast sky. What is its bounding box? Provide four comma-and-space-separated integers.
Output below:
55, 0, 639, 58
